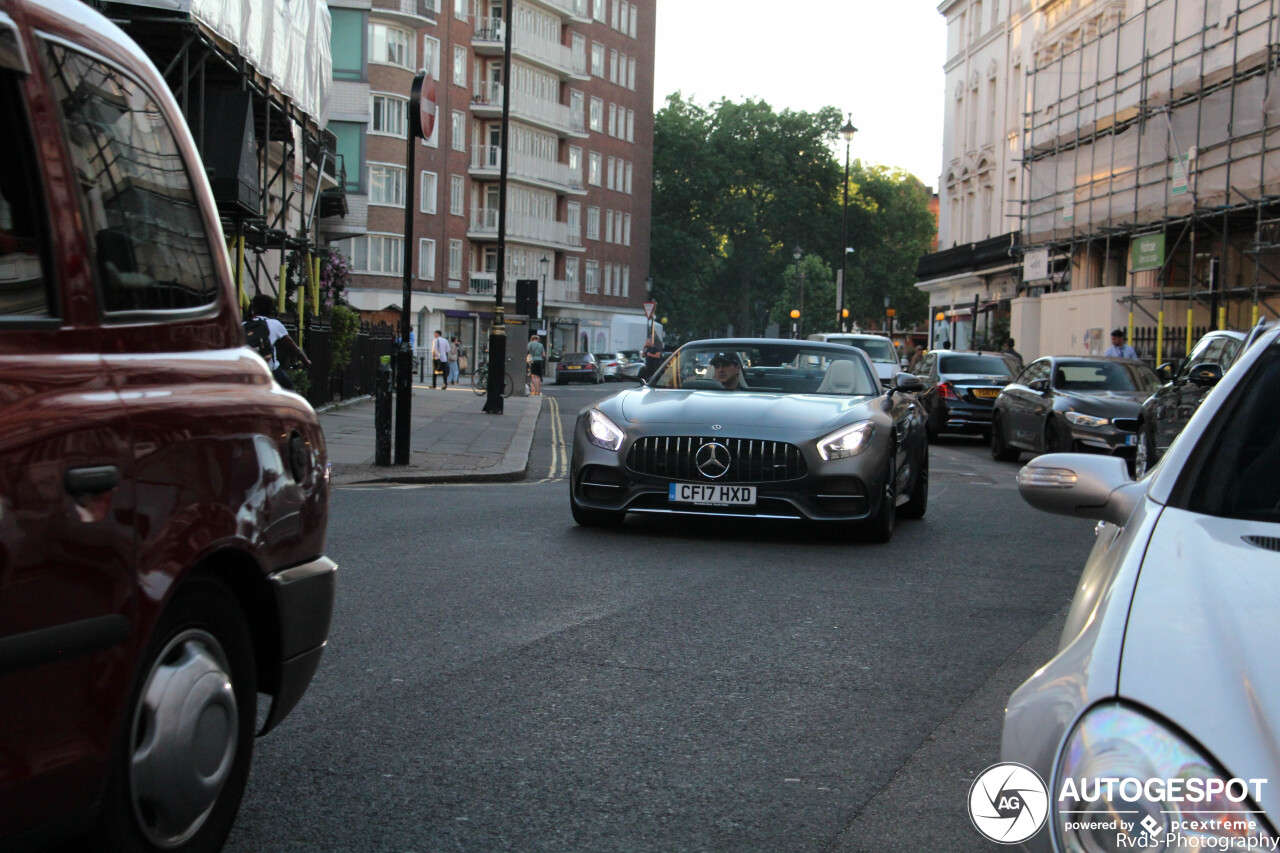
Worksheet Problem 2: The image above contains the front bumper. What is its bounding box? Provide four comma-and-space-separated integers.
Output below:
260, 555, 336, 734
1068, 424, 1138, 456
572, 427, 890, 523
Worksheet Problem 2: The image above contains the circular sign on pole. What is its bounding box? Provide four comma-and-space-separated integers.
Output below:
409, 71, 437, 141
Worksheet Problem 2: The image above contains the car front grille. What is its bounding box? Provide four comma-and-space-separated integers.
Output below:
626, 436, 807, 483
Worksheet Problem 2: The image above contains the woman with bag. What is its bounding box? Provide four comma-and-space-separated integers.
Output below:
447, 337, 460, 384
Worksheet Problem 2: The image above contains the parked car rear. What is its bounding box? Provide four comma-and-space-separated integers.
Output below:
0, 3, 334, 849
913, 350, 1020, 440
593, 351, 629, 380
556, 351, 603, 384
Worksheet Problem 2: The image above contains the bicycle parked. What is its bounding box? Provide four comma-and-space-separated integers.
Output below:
471, 356, 514, 397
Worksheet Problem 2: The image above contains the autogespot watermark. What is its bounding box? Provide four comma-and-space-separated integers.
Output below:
967, 764, 1276, 849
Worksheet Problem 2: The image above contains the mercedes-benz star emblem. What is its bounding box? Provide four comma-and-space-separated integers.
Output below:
695, 441, 731, 479
711, 424, 722, 431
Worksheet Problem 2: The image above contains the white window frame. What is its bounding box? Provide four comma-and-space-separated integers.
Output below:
368, 162, 406, 207
588, 151, 602, 186
625, 161, 633, 194
628, 56, 636, 90
422, 35, 441, 79
453, 45, 467, 87
607, 103, 616, 137
606, 156, 615, 190
566, 257, 579, 285
420, 170, 438, 214
586, 205, 600, 240
621, 265, 629, 297
604, 209, 614, 244
454, 0, 468, 21
450, 174, 465, 216
623, 213, 631, 246
591, 42, 604, 77
334, 233, 403, 276
449, 239, 463, 277
585, 259, 600, 294
369, 23, 414, 70
589, 96, 603, 132
629, 4, 638, 37
418, 238, 436, 280
370, 94, 408, 137
451, 110, 467, 152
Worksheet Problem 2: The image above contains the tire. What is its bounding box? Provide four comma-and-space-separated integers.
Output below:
570, 483, 624, 527
502, 373, 514, 398
96, 575, 256, 853
924, 411, 939, 444
471, 369, 486, 396
991, 413, 1021, 462
1134, 423, 1157, 477
860, 454, 897, 543
900, 445, 928, 520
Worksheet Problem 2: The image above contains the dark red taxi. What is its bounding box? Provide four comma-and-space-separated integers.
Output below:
0, 1, 335, 850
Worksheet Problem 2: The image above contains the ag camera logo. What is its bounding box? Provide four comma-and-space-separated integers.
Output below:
969, 762, 1050, 844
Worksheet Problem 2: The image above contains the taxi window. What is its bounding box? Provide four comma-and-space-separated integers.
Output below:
43, 42, 219, 315
0, 72, 54, 319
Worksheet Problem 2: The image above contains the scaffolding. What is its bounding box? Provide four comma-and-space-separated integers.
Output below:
1022, 0, 1280, 358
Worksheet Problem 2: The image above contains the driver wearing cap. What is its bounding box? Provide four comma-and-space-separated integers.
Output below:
710, 351, 748, 390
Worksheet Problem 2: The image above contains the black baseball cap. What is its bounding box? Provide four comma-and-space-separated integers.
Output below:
709, 351, 741, 366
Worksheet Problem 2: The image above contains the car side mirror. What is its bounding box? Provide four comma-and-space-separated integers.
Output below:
1017, 454, 1143, 527
1029, 378, 1050, 394
1188, 362, 1223, 388
893, 372, 925, 393
1156, 361, 1176, 382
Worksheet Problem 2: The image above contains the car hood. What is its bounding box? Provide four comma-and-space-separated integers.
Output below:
1057, 390, 1148, 413
616, 387, 875, 432
1120, 507, 1280, 818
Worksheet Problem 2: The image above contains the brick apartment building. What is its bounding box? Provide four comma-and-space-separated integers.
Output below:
321, 0, 655, 360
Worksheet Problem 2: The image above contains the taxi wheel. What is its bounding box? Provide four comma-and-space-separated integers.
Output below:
97, 574, 256, 853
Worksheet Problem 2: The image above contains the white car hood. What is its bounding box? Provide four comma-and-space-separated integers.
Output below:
1120, 506, 1280, 819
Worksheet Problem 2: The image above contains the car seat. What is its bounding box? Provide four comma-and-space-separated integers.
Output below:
815, 359, 862, 394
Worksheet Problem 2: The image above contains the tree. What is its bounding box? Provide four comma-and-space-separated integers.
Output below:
651, 95, 936, 340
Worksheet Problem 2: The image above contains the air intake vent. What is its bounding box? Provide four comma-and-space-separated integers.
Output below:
1243, 535, 1280, 553
626, 436, 807, 483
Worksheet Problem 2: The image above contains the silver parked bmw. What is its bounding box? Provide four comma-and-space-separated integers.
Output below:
1002, 323, 1280, 851
569, 339, 929, 542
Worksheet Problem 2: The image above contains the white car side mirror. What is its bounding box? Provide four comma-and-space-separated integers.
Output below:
1017, 454, 1143, 527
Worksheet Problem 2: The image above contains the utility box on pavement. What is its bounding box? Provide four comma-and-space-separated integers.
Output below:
503, 316, 530, 397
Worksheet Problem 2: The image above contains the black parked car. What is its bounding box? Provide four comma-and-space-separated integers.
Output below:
913, 350, 1021, 441
556, 351, 604, 384
990, 356, 1160, 463
1134, 329, 1246, 476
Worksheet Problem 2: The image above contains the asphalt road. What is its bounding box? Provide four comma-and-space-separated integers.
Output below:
226, 382, 1093, 852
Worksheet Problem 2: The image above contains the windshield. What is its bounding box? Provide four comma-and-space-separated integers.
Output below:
940, 354, 1014, 376
649, 343, 880, 396
826, 336, 898, 363
1053, 360, 1160, 392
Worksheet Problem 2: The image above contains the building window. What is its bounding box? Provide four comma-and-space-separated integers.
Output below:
604, 210, 614, 243
422, 35, 441, 79
368, 163, 405, 206
585, 259, 599, 293
566, 257, 579, 284
371, 94, 408, 137
592, 0, 605, 22
609, 49, 619, 84
607, 103, 617, 137
418, 238, 436, 280
567, 201, 581, 238
591, 42, 604, 77
454, 0, 468, 21
332, 234, 403, 275
369, 23, 413, 69
453, 45, 467, 87
449, 239, 463, 277
420, 171, 438, 214
624, 161, 632, 194
586, 205, 600, 240
628, 57, 636, 90
330, 121, 365, 193
626, 109, 634, 142
606, 156, 615, 190
568, 146, 582, 184
612, 1, 621, 30
330, 8, 366, 81
588, 151, 602, 186
589, 96, 603, 132
623, 213, 631, 246
451, 110, 467, 152
621, 265, 629, 297
450, 174, 465, 215
629, 4, 638, 37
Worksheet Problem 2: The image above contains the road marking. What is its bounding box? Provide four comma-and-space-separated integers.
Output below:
541, 394, 568, 482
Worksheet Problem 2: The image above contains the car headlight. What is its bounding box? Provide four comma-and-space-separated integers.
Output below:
817, 420, 874, 461
1054, 703, 1274, 852
1065, 411, 1110, 427
586, 408, 625, 451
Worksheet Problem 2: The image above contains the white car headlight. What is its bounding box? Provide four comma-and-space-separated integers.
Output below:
1055, 703, 1274, 852
587, 408, 625, 451
817, 420, 874, 461
1065, 411, 1110, 427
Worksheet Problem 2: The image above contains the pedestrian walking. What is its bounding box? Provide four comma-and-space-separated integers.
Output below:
527, 333, 546, 396
431, 330, 451, 389
246, 295, 311, 391
1104, 328, 1138, 359
447, 336, 460, 384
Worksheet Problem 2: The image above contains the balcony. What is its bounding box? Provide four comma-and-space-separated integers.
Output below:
468, 208, 578, 249
545, 277, 580, 304
373, 0, 438, 24
470, 83, 586, 138
472, 18, 588, 80
469, 143, 584, 194
525, 0, 590, 22
466, 273, 496, 298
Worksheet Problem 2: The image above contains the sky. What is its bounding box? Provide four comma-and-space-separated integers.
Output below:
652, 1, 949, 190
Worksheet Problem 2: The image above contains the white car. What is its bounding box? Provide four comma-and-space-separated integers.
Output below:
1001, 323, 1280, 851
806, 333, 900, 387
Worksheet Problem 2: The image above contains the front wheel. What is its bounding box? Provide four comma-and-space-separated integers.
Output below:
1044, 417, 1071, 453
991, 414, 1021, 462
96, 575, 257, 853
859, 455, 897, 543
1134, 424, 1157, 477
900, 446, 928, 520
471, 368, 487, 395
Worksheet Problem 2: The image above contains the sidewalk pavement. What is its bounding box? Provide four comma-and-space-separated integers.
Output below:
317, 383, 543, 486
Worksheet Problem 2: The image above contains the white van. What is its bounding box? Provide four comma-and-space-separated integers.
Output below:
806, 333, 901, 387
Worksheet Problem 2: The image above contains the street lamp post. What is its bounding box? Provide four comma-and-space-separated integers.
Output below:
839, 116, 857, 333
539, 254, 549, 337
792, 245, 805, 339
789, 309, 800, 339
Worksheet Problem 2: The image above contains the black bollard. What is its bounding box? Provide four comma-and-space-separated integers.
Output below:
375, 361, 392, 466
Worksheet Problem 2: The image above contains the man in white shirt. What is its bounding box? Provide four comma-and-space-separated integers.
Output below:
249, 295, 311, 390
431, 329, 451, 389
1104, 328, 1138, 359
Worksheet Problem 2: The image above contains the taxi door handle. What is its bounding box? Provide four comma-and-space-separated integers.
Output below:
65, 465, 120, 496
